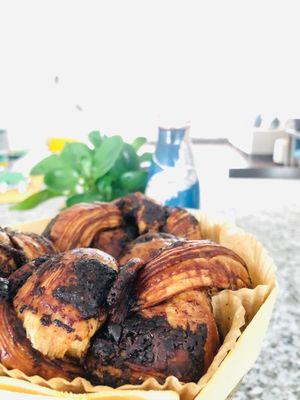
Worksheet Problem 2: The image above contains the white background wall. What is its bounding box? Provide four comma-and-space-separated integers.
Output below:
1, 0, 300, 150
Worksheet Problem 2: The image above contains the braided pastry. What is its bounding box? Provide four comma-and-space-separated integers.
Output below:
43, 193, 202, 256
85, 240, 251, 385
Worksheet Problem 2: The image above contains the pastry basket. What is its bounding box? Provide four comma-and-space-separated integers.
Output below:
0, 212, 277, 400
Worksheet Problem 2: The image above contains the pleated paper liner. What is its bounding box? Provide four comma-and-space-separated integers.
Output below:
0, 377, 179, 400
0, 212, 276, 400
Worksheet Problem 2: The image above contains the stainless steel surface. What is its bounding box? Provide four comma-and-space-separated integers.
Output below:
229, 167, 300, 179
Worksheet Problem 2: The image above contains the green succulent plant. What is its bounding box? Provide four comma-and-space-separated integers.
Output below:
12, 131, 152, 210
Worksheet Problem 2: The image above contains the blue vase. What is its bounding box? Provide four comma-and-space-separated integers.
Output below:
146, 126, 200, 209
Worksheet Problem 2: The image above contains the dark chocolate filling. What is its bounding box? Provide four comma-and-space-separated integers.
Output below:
86, 313, 207, 386
53, 259, 117, 319
139, 199, 168, 227
53, 319, 75, 333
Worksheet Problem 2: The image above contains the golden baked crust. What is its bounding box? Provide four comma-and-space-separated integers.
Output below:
136, 240, 251, 310
43, 202, 122, 252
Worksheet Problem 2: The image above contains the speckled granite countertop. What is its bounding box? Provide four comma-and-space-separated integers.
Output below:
0, 201, 299, 400
234, 208, 300, 400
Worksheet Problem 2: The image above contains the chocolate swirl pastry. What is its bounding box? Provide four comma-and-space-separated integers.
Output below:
13, 248, 118, 360
0, 248, 119, 380
85, 241, 251, 386
43, 192, 202, 256
0, 227, 56, 278
86, 290, 217, 386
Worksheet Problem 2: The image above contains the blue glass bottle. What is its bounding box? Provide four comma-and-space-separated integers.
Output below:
146, 125, 200, 209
